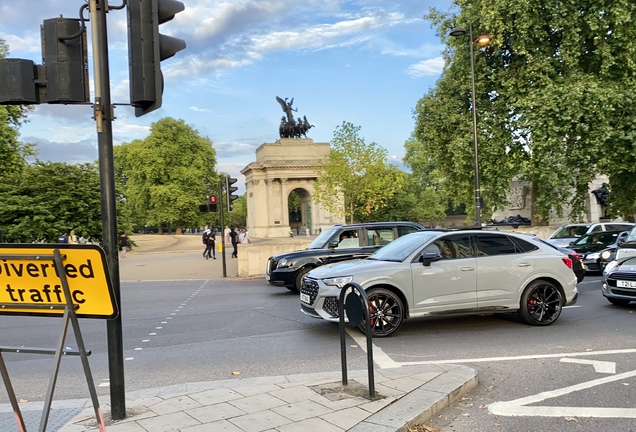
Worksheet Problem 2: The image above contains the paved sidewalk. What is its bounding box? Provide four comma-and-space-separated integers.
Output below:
2, 235, 479, 431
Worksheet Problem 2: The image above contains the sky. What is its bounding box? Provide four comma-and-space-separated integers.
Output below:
1, 0, 454, 193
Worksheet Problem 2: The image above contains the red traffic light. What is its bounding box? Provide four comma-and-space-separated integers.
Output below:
209, 195, 217, 204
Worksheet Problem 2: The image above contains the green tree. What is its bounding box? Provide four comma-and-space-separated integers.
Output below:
314, 122, 406, 223
411, 1, 636, 225
0, 162, 105, 242
114, 118, 217, 234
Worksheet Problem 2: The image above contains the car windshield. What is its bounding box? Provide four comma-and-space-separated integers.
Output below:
306, 227, 339, 249
367, 232, 438, 262
573, 231, 620, 247
626, 227, 636, 243
551, 225, 590, 239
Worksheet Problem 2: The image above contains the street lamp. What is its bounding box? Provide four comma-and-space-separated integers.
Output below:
450, 23, 490, 227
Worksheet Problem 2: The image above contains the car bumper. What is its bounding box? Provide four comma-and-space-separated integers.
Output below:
266, 268, 297, 287
300, 277, 344, 322
602, 279, 636, 301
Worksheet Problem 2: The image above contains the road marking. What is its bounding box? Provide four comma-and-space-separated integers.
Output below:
489, 369, 636, 418
345, 328, 400, 368
563, 305, 581, 308
560, 358, 616, 373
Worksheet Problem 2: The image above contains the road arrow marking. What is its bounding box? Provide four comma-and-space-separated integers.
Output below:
560, 358, 616, 373
489, 369, 636, 418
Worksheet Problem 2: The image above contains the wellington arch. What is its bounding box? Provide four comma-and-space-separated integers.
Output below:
240, 138, 345, 238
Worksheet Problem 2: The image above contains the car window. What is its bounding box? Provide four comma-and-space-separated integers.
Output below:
431, 234, 473, 259
590, 225, 603, 233
398, 226, 419, 237
307, 226, 340, 249
370, 232, 438, 262
335, 230, 360, 248
551, 225, 589, 239
474, 233, 517, 256
574, 231, 620, 246
626, 227, 636, 243
607, 224, 633, 231
511, 237, 540, 253
367, 228, 395, 246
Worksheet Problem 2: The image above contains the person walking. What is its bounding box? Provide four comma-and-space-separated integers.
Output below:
202, 227, 213, 260
119, 231, 129, 259
229, 227, 239, 258
69, 230, 78, 244
58, 232, 69, 243
224, 226, 231, 245
240, 229, 250, 244
208, 228, 217, 259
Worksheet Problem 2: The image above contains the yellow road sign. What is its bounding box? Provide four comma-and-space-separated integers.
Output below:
0, 244, 117, 319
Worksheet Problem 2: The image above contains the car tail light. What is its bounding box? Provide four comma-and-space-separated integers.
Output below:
570, 251, 581, 261
562, 257, 573, 269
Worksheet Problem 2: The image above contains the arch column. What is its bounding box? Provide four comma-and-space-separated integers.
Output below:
280, 178, 289, 227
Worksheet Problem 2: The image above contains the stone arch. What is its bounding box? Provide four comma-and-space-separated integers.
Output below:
241, 138, 345, 238
288, 187, 312, 234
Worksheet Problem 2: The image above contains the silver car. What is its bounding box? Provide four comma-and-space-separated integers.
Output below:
300, 230, 579, 337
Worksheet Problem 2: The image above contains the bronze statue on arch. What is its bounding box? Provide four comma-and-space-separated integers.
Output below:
276, 96, 314, 139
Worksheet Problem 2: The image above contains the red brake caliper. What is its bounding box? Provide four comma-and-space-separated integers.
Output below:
369, 305, 375, 326
528, 298, 536, 312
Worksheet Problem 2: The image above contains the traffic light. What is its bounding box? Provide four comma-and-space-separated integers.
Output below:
225, 175, 238, 212
0, 59, 40, 104
40, 18, 89, 104
127, 0, 186, 117
199, 195, 217, 212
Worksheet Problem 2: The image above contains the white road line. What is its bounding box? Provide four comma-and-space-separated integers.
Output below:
560, 358, 616, 373
345, 327, 400, 368
489, 369, 636, 418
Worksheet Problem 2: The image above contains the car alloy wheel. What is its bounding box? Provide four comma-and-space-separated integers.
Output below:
519, 280, 563, 326
359, 288, 404, 337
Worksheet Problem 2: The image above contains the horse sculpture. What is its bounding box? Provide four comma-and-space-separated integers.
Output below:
276, 97, 314, 139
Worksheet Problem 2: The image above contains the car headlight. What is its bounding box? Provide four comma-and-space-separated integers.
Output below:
604, 260, 618, 274
277, 258, 294, 268
322, 276, 353, 288
601, 250, 612, 260
586, 252, 600, 260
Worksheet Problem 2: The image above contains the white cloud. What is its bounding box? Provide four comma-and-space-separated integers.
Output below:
189, 106, 210, 113
405, 56, 444, 77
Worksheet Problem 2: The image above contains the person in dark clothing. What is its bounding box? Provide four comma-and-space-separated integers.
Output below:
202, 228, 215, 259
58, 232, 68, 243
208, 229, 216, 259
119, 231, 129, 259
229, 227, 239, 258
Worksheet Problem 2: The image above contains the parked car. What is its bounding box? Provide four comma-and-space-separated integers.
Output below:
266, 222, 425, 292
301, 230, 578, 337
531, 237, 585, 283
546, 222, 634, 247
601, 257, 636, 306
567, 230, 630, 273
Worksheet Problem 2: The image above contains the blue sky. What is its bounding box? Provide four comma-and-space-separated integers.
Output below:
1, 0, 453, 192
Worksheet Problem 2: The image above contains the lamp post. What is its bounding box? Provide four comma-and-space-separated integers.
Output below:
449, 23, 490, 227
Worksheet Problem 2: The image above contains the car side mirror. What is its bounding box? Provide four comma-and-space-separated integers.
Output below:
420, 252, 442, 267
568, 241, 575, 247
328, 240, 339, 249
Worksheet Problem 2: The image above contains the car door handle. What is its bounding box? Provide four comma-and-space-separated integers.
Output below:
518, 262, 531, 267
461, 267, 475, 271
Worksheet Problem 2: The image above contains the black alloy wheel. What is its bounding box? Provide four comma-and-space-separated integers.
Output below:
358, 288, 404, 337
518, 281, 563, 326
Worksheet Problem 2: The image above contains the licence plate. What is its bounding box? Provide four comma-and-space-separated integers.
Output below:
617, 280, 636, 289
300, 293, 311, 304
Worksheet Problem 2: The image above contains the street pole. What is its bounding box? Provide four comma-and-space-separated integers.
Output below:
218, 178, 227, 277
90, 0, 126, 419
468, 22, 482, 228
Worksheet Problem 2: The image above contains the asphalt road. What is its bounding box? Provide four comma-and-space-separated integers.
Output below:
1, 275, 634, 432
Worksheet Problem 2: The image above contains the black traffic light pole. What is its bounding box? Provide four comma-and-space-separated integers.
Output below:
218, 178, 227, 277
90, 0, 126, 420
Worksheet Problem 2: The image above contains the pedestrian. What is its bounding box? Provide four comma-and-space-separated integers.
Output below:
69, 230, 78, 244
119, 231, 129, 259
224, 225, 231, 245
240, 229, 250, 244
305, 228, 310, 238
58, 232, 69, 243
208, 228, 217, 259
229, 227, 239, 258
202, 227, 213, 260
318, 227, 322, 234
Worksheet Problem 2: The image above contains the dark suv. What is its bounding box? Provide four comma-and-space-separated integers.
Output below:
266, 222, 425, 292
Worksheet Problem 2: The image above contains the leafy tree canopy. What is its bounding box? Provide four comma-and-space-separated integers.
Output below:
314, 122, 406, 223
410, 0, 636, 225
114, 118, 217, 233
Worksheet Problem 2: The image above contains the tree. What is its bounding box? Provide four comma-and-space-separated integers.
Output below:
411, 1, 636, 225
0, 162, 105, 242
114, 118, 217, 234
314, 122, 406, 223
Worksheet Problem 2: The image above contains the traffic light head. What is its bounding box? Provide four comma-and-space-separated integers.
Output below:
225, 175, 239, 212
199, 194, 217, 212
127, 0, 186, 117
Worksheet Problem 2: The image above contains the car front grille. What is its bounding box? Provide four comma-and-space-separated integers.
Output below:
324, 297, 340, 318
301, 278, 319, 305
267, 258, 278, 275
610, 289, 636, 298
607, 272, 636, 282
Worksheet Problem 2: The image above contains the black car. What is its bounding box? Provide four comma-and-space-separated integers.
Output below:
601, 256, 636, 306
532, 237, 585, 283
568, 230, 630, 273
266, 222, 425, 292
